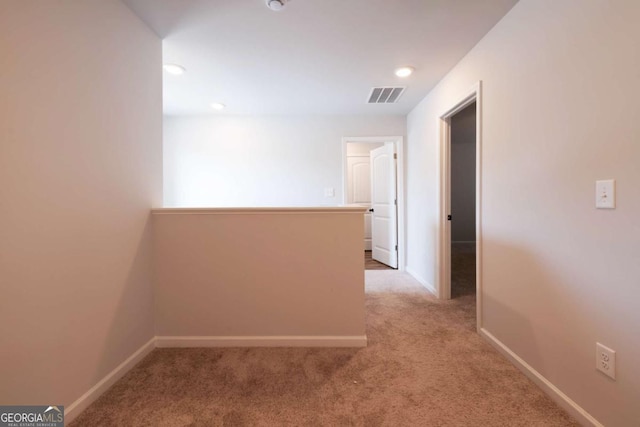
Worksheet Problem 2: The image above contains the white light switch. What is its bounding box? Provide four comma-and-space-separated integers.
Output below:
595, 180, 615, 209
324, 187, 335, 198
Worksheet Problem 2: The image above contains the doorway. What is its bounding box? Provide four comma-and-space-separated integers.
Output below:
437, 82, 482, 330
450, 102, 476, 298
342, 136, 405, 270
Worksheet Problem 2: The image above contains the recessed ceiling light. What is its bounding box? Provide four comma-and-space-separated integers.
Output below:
395, 66, 415, 78
211, 103, 226, 110
163, 64, 185, 75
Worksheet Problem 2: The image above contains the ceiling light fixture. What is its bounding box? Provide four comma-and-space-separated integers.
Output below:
394, 66, 415, 78
266, 0, 286, 11
163, 64, 185, 75
211, 103, 226, 110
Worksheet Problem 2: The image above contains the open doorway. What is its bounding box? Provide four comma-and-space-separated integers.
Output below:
342, 136, 405, 271
450, 102, 476, 298
437, 82, 482, 331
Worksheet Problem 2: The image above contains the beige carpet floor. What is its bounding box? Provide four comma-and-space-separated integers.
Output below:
70, 268, 577, 426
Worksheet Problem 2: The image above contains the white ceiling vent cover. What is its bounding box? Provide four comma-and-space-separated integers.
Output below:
367, 86, 405, 104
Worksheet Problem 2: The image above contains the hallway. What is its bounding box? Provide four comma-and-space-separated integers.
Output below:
70, 271, 576, 426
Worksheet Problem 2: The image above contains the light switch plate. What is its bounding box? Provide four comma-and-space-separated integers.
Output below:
595, 179, 615, 209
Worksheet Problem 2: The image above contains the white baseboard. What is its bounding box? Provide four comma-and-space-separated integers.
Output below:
156, 335, 368, 348
65, 336, 156, 423
479, 328, 603, 427
405, 266, 437, 295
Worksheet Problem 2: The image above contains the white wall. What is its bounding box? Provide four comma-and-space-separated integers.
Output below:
451, 103, 476, 242
406, 1, 640, 425
163, 115, 405, 207
0, 0, 161, 415
346, 142, 384, 156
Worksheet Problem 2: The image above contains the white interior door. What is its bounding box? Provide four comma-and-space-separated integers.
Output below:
370, 143, 398, 268
347, 156, 373, 250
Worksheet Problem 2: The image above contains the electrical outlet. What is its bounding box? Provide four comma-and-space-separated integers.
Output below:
596, 342, 616, 380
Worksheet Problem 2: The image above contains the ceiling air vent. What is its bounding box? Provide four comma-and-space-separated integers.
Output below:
367, 86, 405, 104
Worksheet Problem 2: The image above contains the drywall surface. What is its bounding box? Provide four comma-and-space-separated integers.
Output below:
0, 0, 161, 411
163, 115, 405, 207
153, 208, 366, 339
346, 142, 384, 156
406, 0, 640, 425
451, 103, 476, 242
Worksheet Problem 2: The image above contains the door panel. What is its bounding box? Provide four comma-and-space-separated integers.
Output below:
352, 162, 371, 204
347, 156, 373, 250
370, 143, 398, 268
363, 212, 372, 251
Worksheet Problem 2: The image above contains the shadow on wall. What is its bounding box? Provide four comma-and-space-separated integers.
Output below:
94, 214, 155, 388
121, 0, 197, 37
481, 237, 592, 379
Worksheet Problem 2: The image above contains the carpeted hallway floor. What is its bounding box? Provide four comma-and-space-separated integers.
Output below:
70, 269, 577, 426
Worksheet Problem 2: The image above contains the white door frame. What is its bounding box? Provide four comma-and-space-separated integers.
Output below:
342, 136, 405, 271
437, 81, 482, 331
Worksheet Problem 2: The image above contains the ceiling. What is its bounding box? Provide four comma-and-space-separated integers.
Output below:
122, 0, 518, 116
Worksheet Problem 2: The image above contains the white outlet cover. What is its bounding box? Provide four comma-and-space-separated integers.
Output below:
596, 342, 616, 380
595, 179, 615, 209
